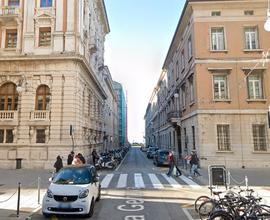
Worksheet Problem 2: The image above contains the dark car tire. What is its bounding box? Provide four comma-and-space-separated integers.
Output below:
96, 184, 101, 202
42, 212, 50, 218
85, 198, 95, 218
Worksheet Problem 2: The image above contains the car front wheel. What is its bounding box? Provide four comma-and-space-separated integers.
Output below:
96, 185, 101, 202
85, 198, 95, 218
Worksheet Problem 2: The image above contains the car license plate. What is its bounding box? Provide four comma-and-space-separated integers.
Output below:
59, 203, 71, 209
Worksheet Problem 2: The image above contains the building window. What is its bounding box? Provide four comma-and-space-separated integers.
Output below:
213, 75, 228, 100
39, 27, 51, 47
211, 11, 221, 16
8, 0, 20, 6
252, 124, 267, 151
35, 85, 50, 110
5, 29, 17, 48
244, 10, 254, 16
0, 83, 18, 111
181, 50, 185, 71
192, 126, 195, 149
217, 124, 230, 151
40, 0, 52, 7
176, 61, 179, 79
36, 129, 45, 143
211, 27, 225, 51
181, 84, 186, 108
244, 27, 259, 50
189, 75, 194, 103
247, 74, 263, 99
0, 129, 14, 143
188, 36, 192, 59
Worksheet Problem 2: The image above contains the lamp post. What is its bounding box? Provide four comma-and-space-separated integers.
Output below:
265, 0, 270, 32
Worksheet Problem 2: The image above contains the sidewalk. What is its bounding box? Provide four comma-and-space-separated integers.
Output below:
0, 169, 52, 220
180, 165, 270, 204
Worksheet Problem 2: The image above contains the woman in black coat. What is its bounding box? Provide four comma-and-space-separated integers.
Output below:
54, 155, 63, 172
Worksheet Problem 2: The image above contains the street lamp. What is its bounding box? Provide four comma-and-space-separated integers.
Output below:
265, 0, 270, 32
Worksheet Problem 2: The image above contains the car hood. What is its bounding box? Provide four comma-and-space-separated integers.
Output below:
49, 183, 89, 195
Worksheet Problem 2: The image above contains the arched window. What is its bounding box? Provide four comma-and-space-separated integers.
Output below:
0, 83, 18, 111
35, 85, 50, 110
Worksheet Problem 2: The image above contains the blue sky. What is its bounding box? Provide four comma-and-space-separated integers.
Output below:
104, 0, 185, 143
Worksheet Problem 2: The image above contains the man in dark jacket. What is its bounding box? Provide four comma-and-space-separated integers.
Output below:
67, 151, 74, 165
91, 149, 99, 166
189, 150, 201, 178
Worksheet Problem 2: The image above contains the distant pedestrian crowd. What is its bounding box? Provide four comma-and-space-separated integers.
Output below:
53, 151, 87, 173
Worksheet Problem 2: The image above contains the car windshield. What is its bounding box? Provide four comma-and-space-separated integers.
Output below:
53, 167, 92, 185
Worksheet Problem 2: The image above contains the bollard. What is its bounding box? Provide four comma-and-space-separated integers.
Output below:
228, 171, 231, 187
245, 176, 248, 189
38, 177, 41, 205
17, 182, 21, 217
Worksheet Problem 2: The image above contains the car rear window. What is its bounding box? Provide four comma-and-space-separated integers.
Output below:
160, 151, 169, 156
53, 167, 92, 185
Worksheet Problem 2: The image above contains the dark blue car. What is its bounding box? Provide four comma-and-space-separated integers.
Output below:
153, 149, 170, 166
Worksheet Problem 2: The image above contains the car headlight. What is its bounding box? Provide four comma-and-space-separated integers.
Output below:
79, 189, 89, 198
47, 189, 53, 198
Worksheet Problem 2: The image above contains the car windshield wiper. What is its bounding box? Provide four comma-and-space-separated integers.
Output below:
54, 178, 74, 184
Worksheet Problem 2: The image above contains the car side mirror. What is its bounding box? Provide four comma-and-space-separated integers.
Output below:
49, 177, 53, 182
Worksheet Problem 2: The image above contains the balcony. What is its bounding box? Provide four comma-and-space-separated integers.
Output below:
0, 6, 21, 20
31, 110, 50, 120
167, 111, 181, 124
0, 110, 18, 125
29, 110, 51, 126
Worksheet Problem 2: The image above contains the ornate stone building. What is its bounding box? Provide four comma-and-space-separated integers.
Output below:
145, 0, 270, 168
0, 0, 113, 168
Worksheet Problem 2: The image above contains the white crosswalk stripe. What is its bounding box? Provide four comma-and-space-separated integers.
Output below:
179, 175, 202, 189
117, 174, 128, 188
134, 173, 145, 188
148, 173, 164, 189
100, 173, 202, 189
101, 173, 114, 188
161, 174, 183, 189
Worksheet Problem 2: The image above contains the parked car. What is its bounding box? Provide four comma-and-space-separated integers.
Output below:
42, 165, 101, 218
153, 149, 170, 166
146, 147, 159, 159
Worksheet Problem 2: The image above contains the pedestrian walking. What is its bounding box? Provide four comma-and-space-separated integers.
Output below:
54, 155, 63, 173
67, 151, 74, 165
189, 150, 201, 179
167, 151, 182, 177
91, 149, 99, 166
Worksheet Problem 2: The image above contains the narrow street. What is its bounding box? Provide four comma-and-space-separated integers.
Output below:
30, 146, 203, 220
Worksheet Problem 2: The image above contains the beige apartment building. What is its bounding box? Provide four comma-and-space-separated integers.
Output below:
0, 0, 117, 169
145, 0, 270, 168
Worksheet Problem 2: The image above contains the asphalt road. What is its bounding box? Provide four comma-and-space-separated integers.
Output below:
30, 146, 202, 220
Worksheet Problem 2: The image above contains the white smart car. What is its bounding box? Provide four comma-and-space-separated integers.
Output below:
42, 165, 101, 218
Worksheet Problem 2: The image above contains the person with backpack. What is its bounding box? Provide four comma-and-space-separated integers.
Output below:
189, 150, 201, 178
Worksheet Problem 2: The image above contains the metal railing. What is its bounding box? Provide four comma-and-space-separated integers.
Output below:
167, 111, 181, 121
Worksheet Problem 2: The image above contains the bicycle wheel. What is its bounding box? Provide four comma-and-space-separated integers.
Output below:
194, 195, 211, 213
209, 211, 233, 220
198, 200, 216, 219
256, 213, 270, 220
253, 204, 270, 216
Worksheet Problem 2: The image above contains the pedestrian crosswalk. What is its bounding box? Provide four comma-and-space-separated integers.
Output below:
99, 173, 202, 190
